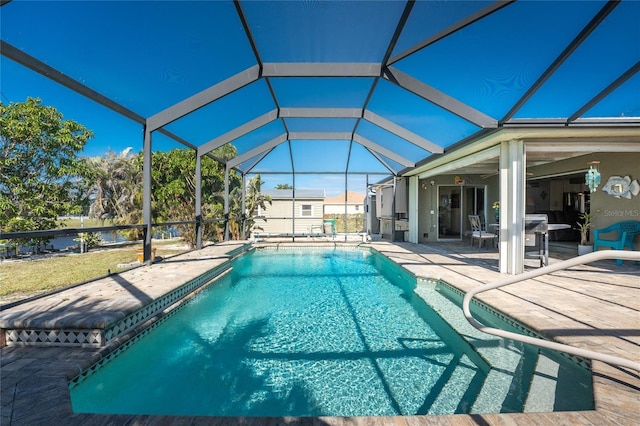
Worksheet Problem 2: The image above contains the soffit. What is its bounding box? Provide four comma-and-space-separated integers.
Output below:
405, 126, 640, 179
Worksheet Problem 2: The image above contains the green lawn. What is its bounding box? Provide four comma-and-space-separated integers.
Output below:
0, 244, 185, 302
56, 217, 102, 229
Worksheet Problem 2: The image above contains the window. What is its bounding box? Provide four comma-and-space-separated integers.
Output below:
301, 204, 312, 217
355, 205, 360, 211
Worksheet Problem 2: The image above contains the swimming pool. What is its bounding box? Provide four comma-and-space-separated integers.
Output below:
70, 247, 592, 416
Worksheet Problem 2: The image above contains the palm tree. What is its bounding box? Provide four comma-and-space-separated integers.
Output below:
229, 175, 271, 239
275, 183, 292, 189
85, 148, 143, 239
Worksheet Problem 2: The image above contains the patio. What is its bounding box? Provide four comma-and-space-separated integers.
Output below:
1, 241, 638, 425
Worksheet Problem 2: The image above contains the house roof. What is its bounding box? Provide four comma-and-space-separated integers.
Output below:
324, 191, 366, 205
262, 189, 325, 200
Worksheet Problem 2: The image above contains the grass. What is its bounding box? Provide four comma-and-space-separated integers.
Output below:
56, 217, 102, 229
0, 244, 186, 302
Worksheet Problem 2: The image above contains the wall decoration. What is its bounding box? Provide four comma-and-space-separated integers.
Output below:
602, 175, 640, 199
454, 175, 472, 185
585, 161, 601, 193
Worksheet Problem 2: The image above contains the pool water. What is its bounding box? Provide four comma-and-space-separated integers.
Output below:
70, 248, 592, 416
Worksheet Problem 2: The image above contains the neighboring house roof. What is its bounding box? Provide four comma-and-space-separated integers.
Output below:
324, 191, 365, 205
262, 189, 325, 199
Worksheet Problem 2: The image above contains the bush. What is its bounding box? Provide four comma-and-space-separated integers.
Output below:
74, 232, 102, 252
326, 213, 364, 233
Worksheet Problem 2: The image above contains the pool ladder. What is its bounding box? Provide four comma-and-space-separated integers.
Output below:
463, 249, 640, 371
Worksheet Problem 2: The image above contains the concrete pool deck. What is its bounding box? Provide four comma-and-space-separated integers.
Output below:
1, 240, 638, 425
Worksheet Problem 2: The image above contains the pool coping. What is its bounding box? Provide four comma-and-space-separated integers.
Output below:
2, 241, 639, 425
0, 242, 252, 346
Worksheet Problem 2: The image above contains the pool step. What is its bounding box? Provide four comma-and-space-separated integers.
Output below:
415, 282, 557, 414
423, 354, 479, 414
524, 353, 561, 412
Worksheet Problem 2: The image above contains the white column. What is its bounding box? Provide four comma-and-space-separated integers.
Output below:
408, 176, 419, 243
499, 139, 526, 274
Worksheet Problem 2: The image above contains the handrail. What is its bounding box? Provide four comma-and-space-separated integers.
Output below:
463, 250, 640, 371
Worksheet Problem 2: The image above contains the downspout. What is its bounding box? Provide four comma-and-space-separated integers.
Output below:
365, 174, 369, 236
391, 176, 396, 242
408, 176, 418, 243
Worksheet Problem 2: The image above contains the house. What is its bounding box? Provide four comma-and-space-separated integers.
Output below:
374, 146, 640, 274
323, 191, 365, 215
256, 189, 325, 235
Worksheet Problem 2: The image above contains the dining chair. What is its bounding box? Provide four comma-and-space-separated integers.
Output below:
469, 215, 496, 249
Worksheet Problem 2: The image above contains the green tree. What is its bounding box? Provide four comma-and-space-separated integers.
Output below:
152, 147, 239, 246
84, 148, 143, 239
83, 145, 238, 245
230, 174, 271, 239
82, 145, 237, 246
0, 97, 93, 249
275, 183, 292, 189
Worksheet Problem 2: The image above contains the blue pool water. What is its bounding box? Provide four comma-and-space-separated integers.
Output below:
70, 248, 592, 416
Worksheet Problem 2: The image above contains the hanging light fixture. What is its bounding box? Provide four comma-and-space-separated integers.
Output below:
585, 161, 601, 193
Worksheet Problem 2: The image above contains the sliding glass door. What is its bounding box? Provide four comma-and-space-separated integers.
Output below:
437, 186, 461, 240
465, 186, 486, 224
438, 185, 486, 241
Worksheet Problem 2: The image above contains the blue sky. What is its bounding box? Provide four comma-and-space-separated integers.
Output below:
2, 0, 638, 196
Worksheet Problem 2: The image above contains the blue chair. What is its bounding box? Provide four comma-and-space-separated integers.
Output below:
593, 220, 640, 265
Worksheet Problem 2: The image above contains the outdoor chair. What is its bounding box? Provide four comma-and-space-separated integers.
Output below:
469, 215, 496, 249
593, 220, 640, 265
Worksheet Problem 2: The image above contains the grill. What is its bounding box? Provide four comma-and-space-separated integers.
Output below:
525, 214, 549, 234
525, 214, 549, 266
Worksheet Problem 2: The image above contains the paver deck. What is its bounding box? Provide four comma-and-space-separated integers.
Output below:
1, 240, 638, 425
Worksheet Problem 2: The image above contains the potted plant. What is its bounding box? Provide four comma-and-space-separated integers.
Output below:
492, 201, 500, 222
576, 212, 592, 255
